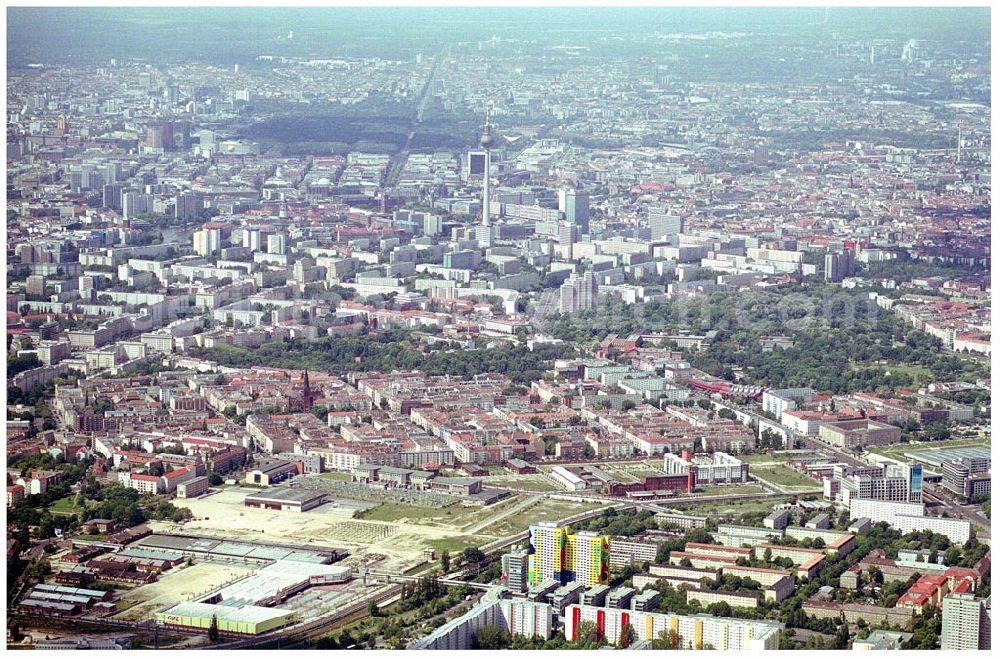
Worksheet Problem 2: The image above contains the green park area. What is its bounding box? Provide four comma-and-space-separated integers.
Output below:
356, 494, 530, 532
685, 496, 791, 518
423, 535, 485, 556
751, 465, 823, 490
482, 476, 561, 493
741, 453, 794, 465
319, 471, 353, 482
479, 498, 604, 537
48, 494, 85, 516
691, 484, 765, 497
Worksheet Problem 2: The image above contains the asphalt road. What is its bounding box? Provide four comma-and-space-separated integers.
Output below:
923, 483, 991, 539
384, 51, 442, 188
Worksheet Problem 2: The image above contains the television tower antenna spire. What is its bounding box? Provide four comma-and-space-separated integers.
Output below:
480, 97, 495, 232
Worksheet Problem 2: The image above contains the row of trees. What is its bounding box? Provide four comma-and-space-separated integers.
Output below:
473, 620, 718, 651
316, 579, 477, 650
191, 331, 579, 385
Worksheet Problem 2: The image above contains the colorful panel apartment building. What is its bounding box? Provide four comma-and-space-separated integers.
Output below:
528, 522, 609, 587
567, 531, 610, 586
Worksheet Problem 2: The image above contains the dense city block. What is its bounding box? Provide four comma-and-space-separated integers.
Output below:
5, 6, 991, 652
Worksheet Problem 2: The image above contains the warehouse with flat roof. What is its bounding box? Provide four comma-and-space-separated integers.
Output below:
206, 559, 352, 607
134, 533, 344, 564
244, 487, 327, 512
155, 602, 298, 636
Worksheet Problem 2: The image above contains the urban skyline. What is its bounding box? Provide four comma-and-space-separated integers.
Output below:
5, 4, 992, 652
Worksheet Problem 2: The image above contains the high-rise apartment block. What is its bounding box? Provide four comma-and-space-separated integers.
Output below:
648, 208, 683, 242
942, 593, 991, 650
558, 271, 598, 313
527, 523, 609, 587
825, 249, 856, 282
501, 547, 530, 593
559, 188, 590, 234
175, 192, 204, 221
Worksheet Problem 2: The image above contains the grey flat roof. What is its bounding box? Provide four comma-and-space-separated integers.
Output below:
118, 547, 184, 562
554, 581, 584, 595
434, 476, 479, 485
33, 583, 107, 598
30, 591, 94, 605
160, 601, 295, 624
902, 446, 990, 467
212, 560, 351, 604
243, 487, 326, 504
134, 533, 342, 562
377, 466, 413, 476
610, 586, 635, 594
21, 599, 77, 611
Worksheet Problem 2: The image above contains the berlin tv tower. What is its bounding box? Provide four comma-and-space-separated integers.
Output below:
480, 100, 494, 227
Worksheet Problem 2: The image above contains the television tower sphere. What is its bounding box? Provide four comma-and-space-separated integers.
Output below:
480, 126, 494, 149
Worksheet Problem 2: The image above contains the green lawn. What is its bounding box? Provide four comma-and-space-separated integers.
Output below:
354, 494, 529, 530
741, 453, 794, 465
319, 472, 353, 482
885, 363, 934, 383
751, 465, 822, 489
847, 362, 935, 385
482, 477, 560, 493
446, 496, 530, 529
685, 498, 790, 518
356, 502, 445, 523
403, 561, 433, 575
49, 495, 85, 516
478, 498, 606, 537
423, 535, 484, 555
607, 469, 641, 483
691, 484, 765, 497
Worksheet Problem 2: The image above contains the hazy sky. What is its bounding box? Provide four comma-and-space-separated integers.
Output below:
7, 6, 990, 66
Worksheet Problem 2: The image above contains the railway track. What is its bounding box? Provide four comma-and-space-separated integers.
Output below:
211, 584, 402, 649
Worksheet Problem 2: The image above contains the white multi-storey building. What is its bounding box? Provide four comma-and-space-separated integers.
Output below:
564, 604, 782, 650
849, 498, 973, 544
558, 272, 598, 313
942, 593, 991, 650
762, 388, 814, 418
410, 591, 551, 649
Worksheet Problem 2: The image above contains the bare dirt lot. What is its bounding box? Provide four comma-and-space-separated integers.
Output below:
150, 486, 501, 573
112, 561, 255, 622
